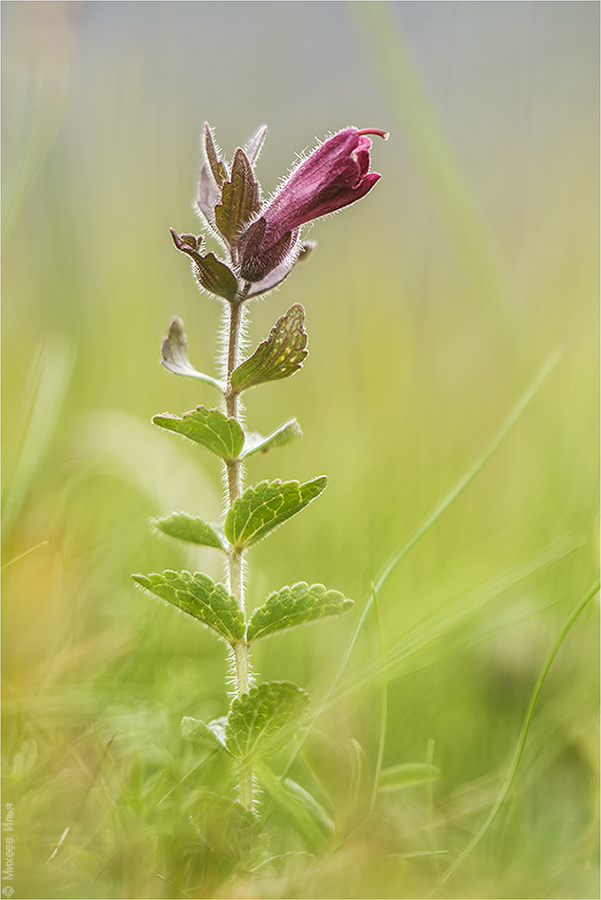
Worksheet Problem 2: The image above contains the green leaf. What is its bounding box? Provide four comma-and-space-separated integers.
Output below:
181, 716, 230, 753
224, 476, 327, 551
231, 304, 308, 394
378, 763, 442, 792
160, 317, 224, 389
152, 512, 226, 551
194, 252, 240, 301
187, 789, 268, 866
225, 681, 310, 759
132, 570, 245, 643
241, 418, 302, 459
247, 582, 353, 643
170, 228, 239, 301
152, 406, 245, 461
254, 761, 334, 854
215, 149, 261, 243
204, 122, 228, 186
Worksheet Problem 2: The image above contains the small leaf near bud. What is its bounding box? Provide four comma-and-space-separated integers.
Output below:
170, 228, 240, 302
215, 149, 261, 245
193, 253, 240, 302
179, 233, 202, 250
204, 122, 228, 186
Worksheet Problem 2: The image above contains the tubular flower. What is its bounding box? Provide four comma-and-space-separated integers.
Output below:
237, 128, 388, 283
181, 123, 387, 300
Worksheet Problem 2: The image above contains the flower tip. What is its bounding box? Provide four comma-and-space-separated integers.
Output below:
357, 128, 389, 140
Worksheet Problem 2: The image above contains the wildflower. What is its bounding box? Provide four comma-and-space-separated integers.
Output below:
237, 128, 388, 284
178, 124, 386, 300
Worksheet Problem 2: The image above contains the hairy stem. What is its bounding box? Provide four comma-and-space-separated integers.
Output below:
224, 297, 253, 809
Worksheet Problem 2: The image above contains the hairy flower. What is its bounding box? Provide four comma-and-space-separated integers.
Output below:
237, 127, 388, 283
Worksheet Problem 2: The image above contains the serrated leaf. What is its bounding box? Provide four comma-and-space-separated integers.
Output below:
160, 317, 224, 389
132, 570, 245, 643
247, 582, 353, 643
152, 406, 245, 461
244, 124, 268, 168
224, 476, 327, 551
215, 149, 261, 244
231, 304, 308, 393
181, 716, 230, 752
152, 512, 226, 551
204, 122, 228, 186
241, 418, 302, 459
225, 681, 310, 759
170, 228, 239, 301
378, 763, 442, 792
187, 789, 268, 866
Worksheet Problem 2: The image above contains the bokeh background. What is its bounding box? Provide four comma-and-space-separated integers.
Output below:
2, 2, 599, 898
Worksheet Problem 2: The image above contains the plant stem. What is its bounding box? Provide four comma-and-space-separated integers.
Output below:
224, 297, 253, 809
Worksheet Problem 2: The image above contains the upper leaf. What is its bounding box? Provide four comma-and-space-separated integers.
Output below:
160, 316, 224, 389
230, 304, 308, 394
225, 681, 310, 759
132, 569, 245, 643
204, 122, 228, 186
215, 149, 261, 244
241, 418, 302, 459
152, 512, 226, 551
152, 406, 245, 461
247, 582, 354, 643
224, 477, 327, 551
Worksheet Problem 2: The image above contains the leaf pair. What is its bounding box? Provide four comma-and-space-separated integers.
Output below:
152, 476, 324, 555
133, 569, 352, 648
160, 304, 308, 395
153, 406, 302, 465
153, 476, 326, 552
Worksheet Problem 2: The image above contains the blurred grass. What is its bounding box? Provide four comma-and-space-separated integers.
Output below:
2, 2, 599, 898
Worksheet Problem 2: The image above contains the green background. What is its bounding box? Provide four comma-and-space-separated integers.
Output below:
2, 2, 598, 897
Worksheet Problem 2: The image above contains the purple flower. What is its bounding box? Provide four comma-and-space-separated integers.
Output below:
237, 127, 388, 284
